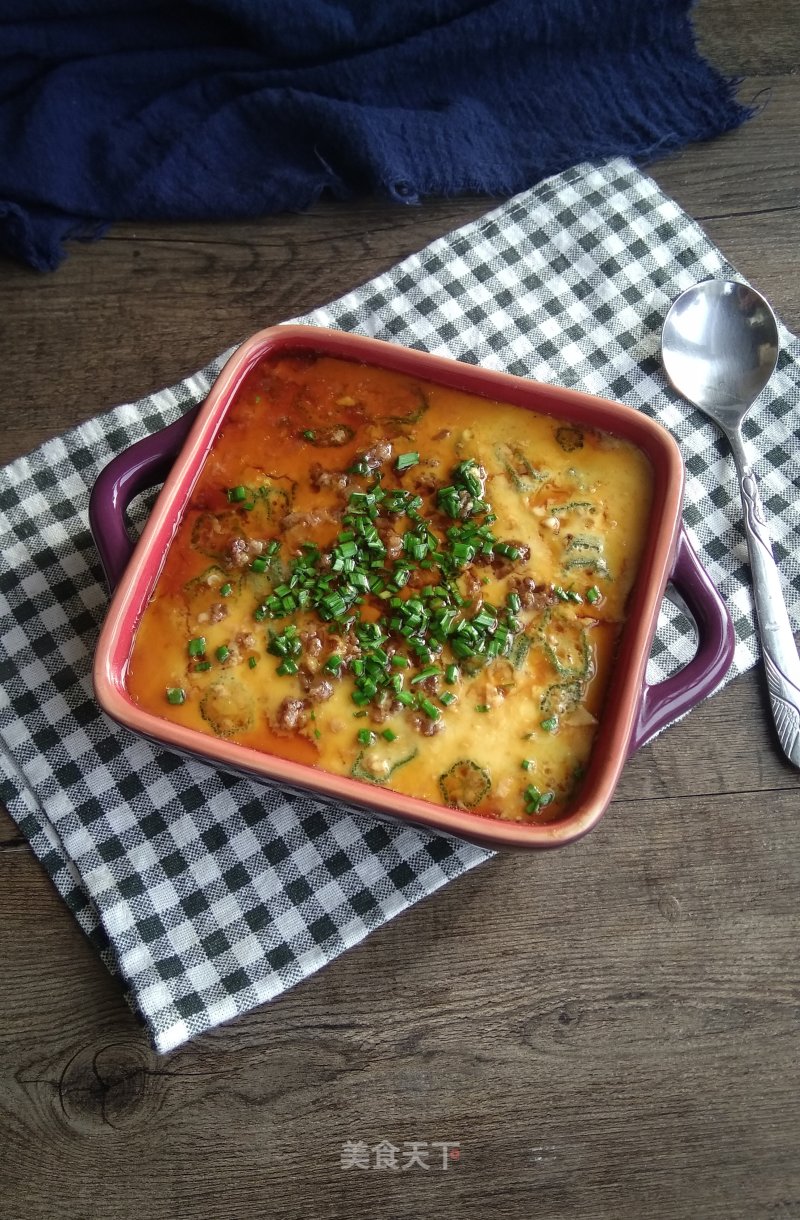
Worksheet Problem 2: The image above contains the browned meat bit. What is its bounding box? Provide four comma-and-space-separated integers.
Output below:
407, 566, 433, 590
226, 537, 249, 568
417, 675, 439, 696
410, 711, 446, 737
209, 601, 229, 623
507, 576, 538, 609
432, 428, 451, 441
327, 632, 360, 663
462, 569, 483, 614
298, 671, 334, 703
236, 631, 256, 649
281, 505, 340, 530
363, 439, 393, 470
486, 542, 530, 577
369, 691, 395, 724
410, 474, 438, 496
327, 424, 353, 445
223, 535, 270, 570
506, 540, 530, 562
377, 522, 403, 561
275, 697, 310, 732
451, 488, 474, 519
508, 576, 558, 610
309, 461, 350, 493
210, 640, 241, 668
300, 629, 325, 658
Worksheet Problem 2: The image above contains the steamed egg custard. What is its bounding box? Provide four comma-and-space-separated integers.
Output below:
127, 353, 653, 822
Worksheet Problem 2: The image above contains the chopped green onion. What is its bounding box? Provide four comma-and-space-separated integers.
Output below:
445, 664, 459, 684
187, 636, 206, 657
194, 661, 212, 672
396, 452, 420, 471
451, 639, 475, 659
277, 658, 298, 676
475, 703, 490, 713
227, 485, 247, 503
419, 698, 441, 720
524, 784, 543, 811
220, 582, 233, 597
251, 556, 268, 574
357, 728, 375, 746
382, 729, 398, 742
586, 585, 601, 604
215, 645, 230, 662
166, 687, 186, 705
541, 716, 558, 733
411, 665, 441, 685
524, 785, 555, 814
472, 607, 496, 631
248, 656, 258, 669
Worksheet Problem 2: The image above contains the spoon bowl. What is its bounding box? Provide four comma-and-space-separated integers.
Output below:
662, 279, 779, 425
662, 278, 800, 768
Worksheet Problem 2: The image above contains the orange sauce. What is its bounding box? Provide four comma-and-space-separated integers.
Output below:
128, 353, 653, 821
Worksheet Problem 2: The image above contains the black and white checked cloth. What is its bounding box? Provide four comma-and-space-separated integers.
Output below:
2, 158, 799, 1052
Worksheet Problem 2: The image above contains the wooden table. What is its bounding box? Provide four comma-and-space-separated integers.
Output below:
1, 4, 798, 1217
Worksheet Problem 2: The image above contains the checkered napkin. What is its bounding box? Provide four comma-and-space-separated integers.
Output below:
2, 158, 799, 1052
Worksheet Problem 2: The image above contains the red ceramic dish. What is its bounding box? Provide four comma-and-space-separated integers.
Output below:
91, 325, 734, 849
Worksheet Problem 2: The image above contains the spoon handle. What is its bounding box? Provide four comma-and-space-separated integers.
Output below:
727, 428, 800, 767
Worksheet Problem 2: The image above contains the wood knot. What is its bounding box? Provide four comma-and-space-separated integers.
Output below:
658, 894, 682, 924
556, 1002, 581, 1034
58, 1042, 164, 1132
520, 1001, 582, 1053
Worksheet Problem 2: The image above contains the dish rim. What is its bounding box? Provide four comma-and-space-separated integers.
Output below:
93, 324, 687, 849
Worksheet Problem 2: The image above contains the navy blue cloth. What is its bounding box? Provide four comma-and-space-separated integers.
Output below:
0, 0, 750, 271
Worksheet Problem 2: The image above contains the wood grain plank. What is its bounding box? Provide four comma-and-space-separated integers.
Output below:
695, 0, 800, 74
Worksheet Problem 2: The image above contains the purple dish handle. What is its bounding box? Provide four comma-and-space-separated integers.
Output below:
89, 406, 200, 591
629, 529, 735, 754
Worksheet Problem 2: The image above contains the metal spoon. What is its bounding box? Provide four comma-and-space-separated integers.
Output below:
662, 278, 800, 767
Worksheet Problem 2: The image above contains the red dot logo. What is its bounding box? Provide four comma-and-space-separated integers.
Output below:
450, 1148, 461, 1161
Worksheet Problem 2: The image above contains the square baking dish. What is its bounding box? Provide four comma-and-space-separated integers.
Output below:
91, 326, 734, 849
